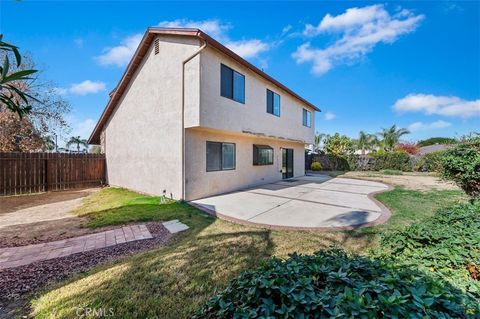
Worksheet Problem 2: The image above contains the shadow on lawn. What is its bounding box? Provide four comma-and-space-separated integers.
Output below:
31, 212, 276, 318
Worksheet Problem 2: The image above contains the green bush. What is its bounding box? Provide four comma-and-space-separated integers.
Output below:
310, 161, 322, 171
442, 137, 480, 199
419, 151, 446, 172
310, 154, 351, 171
195, 249, 479, 318
418, 137, 457, 147
371, 151, 412, 171
382, 202, 480, 283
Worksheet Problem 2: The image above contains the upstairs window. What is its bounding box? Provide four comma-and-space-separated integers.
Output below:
221, 64, 245, 103
266, 89, 280, 117
253, 145, 274, 165
207, 141, 236, 171
303, 109, 311, 127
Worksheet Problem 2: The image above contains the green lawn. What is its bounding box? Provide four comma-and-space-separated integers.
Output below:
30, 186, 467, 318
73, 187, 208, 229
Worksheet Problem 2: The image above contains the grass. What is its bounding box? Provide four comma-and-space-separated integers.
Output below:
73, 187, 207, 229
379, 169, 403, 175
356, 187, 467, 236
30, 186, 468, 318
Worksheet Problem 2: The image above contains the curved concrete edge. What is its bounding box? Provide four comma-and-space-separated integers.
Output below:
188, 181, 394, 232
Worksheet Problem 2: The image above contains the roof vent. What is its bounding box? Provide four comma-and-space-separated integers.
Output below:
154, 38, 160, 55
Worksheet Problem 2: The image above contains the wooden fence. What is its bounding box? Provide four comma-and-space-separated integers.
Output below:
0, 152, 106, 196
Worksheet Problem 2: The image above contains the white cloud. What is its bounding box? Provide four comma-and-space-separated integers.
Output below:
73, 118, 96, 141
158, 19, 271, 59
282, 24, 293, 34
95, 33, 143, 67
96, 19, 270, 67
324, 111, 336, 120
293, 5, 424, 75
158, 19, 228, 40
408, 120, 452, 132
394, 94, 480, 118
224, 39, 270, 58
69, 80, 106, 95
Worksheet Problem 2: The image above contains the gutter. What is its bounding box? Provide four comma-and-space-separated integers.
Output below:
181, 35, 208, 200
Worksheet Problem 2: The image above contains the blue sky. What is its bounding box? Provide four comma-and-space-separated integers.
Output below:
2, 1, 479, 144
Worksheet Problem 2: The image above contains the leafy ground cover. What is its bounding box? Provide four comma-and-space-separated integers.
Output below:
30, 184, 471, 318
381, 201, 480, 295
195, 250, 478, 318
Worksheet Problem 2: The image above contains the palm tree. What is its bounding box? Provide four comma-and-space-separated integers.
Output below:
66, 136, 88, 153
42, 135, 56, 151
357, 131, 378, 154
313, 132, 327, 153
377, 125, 410, 151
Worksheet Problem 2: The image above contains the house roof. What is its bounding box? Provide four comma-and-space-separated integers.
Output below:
418, 144, 452, 155
88, 27, 320, 144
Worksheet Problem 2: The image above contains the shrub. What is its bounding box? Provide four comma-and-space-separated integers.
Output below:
395, 143, 419, 155
371, 151, 412, 171
324, 133, 355, 156
419, 150, 446, 172
310, 154, 351, 171
442, 137, 480, 199
381, 201, 480, 294
310, 161, 322, 171
194, 249, 479, 318
418, 137, 457, 147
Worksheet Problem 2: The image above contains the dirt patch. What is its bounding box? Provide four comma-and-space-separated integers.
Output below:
0, 189, 98, 215
0, 188, 103, 248
338, 171, 458, 191
0, 222, 172, 319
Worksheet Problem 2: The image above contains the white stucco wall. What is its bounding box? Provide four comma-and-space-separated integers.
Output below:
185, 127, 305, 200
198, 47, 316, 144
103, 35, 201, 198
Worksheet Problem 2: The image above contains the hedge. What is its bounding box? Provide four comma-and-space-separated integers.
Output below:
415, 150, 446, 172
442, 137, 480, 199
307, 152, 413, 172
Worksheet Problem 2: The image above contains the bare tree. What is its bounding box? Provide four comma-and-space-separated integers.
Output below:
0, 53, 71, 152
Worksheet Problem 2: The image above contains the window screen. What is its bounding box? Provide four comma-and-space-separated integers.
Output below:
206, 142, 222, 171
253, 145, 274, 165
222, 143, 235, 169
266, 89, 280, 117
220, 64, 245, 103
206, 142, 236, 171
303, 109, 311, 127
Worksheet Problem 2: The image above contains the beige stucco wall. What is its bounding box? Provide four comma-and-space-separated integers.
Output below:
185, 127, 305, 200
103, 35, 201, 198
197, 47, 315, 144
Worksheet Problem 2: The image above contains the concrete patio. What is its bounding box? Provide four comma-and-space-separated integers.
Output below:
190, 175, 391, 230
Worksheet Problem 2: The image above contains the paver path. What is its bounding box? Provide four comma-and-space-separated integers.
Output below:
0, 224, 152, 270
0, 220, 190, 270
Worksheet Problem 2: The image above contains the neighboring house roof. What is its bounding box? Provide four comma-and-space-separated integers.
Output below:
418, 144, 452, 155
88, 27, 320, 144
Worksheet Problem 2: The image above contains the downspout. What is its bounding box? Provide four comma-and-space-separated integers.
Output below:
181, 36, 207, 200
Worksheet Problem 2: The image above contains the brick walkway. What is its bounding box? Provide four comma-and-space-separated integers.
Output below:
0, 224, 152, 270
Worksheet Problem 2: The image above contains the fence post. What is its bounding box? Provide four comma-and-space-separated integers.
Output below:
44, 157, 49, 192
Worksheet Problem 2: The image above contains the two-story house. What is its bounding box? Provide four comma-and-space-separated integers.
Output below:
88, 27, 319, 201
